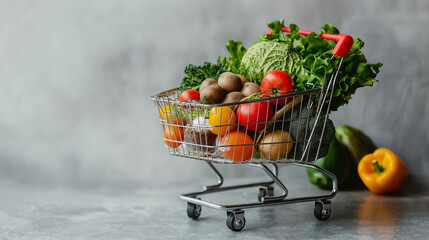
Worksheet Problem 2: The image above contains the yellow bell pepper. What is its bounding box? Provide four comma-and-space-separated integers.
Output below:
358, 148, 408, 194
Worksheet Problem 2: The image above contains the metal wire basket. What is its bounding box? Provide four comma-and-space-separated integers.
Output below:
152, 84, 336, 164
150, 26, 353, 231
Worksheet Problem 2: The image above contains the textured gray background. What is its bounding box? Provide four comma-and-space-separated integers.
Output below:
0, 0, 428, 189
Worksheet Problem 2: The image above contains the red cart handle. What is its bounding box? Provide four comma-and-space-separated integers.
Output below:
267, 27, 353, 57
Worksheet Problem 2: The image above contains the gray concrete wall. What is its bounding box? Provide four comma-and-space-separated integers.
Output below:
0, 0, 428, 188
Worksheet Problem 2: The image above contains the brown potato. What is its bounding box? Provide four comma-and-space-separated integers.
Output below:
236, 74, 249, 84
222, 91, 246, 104
200, 84, 225, 104
199, 78, 218, 93
259, 130, 294, 160
218, 72, 242, 93
241, 82, 261, 97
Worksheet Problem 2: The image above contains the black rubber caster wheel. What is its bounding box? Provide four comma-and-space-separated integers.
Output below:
226, 213, 246, 231
258, 186, 274, 202
314, 201, 331, 221
258, 188, 267, 202
187, 202, 201, 219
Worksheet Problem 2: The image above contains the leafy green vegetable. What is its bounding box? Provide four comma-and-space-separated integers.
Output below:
240, 41, 302, 83
219, 19, 301, 84
178, 62, 225, 92
217, 40, 246, 73
217, 19, 383, 112
283, 20, 382, 111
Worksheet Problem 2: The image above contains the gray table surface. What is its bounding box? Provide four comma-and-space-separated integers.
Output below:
1, 165, 428, 240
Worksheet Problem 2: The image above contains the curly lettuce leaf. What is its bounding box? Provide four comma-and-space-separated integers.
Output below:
257, 19, 286, 43
321, 23, 340, 34
217, 40, 246, 73
178, 62, 224, 91
287, 23, 382, 111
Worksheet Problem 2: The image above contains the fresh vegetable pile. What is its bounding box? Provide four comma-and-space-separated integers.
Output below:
218, 19, 382, 112
161, 19, 384, 167
178, 19, 382, 112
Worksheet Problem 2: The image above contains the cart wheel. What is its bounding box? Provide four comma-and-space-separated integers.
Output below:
314, 200, 331, 221
187, 202, 201, 219
258, 188, 267, 202
226, 211, 246, 231
258, 186, 274, 202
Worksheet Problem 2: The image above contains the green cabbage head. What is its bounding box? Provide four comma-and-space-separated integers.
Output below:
240, 41, 302, 84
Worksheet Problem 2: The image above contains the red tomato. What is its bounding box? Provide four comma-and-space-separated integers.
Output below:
219, 131, 254, 162
261, 70, 294, 105
179, 89, 200, 102
237, 101, 273, 131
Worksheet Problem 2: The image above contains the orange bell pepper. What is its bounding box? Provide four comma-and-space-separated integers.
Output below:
358, 148, 408, 194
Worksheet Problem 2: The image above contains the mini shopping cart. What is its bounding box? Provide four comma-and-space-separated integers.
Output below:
150, 26, 353, 231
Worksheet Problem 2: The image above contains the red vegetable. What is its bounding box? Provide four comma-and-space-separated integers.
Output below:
179, 89, 200, 102
237, 101, 273, 131
261, 70, 294, 105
